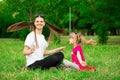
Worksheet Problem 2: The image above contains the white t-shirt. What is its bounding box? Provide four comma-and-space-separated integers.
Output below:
24, 31, 48, 66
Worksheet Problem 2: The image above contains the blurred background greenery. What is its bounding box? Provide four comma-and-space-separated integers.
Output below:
0, 0, 120, 44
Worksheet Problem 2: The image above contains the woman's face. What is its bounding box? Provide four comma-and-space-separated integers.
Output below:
34, 17, 45, 30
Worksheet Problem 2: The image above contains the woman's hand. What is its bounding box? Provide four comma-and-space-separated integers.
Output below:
23, 45, 35, 55
31, 45, 35, 52
56, 46, 66, 52
44, 46, 66, 55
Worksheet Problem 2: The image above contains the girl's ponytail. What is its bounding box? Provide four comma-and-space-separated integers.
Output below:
76, 33, 82, 44
74, 32, 96, 46
80, 35, 96, 46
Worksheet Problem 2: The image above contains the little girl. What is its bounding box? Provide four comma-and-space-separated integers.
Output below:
63, 32, 96, 71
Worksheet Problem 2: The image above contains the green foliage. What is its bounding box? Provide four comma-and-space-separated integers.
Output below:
93, 22, 108, 44
0, 13, 15, 38
42, 25, 50, 39
0, 0, 120, 44
53, 34, 61, 44
10, 28, 30, 40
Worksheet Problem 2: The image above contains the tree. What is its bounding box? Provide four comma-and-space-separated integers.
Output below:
64, 0, 120, 44
4, 0, 49, 40
0, 0, 120, 44
0, 0, 15, 38
90, 0, 120, 43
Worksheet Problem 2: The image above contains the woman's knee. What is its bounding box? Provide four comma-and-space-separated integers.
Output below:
55, 52, 64, 60
49, 55, 58, 62
56, 52, 64, 58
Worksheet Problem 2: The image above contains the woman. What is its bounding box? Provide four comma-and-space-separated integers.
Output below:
23, 14, 65, 70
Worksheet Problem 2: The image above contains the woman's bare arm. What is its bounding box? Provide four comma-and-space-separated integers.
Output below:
23, 46, 35, 56
44, 46, 65, 55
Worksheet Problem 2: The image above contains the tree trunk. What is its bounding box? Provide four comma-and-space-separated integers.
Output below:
72, 11, 80, 32
110, 28, 117, 35
87, 29, 94, 35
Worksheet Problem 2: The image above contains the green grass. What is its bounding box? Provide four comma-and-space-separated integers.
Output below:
0, 36, 120, 80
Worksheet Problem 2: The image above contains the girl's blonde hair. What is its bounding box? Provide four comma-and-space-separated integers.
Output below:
69, 32, 96, 45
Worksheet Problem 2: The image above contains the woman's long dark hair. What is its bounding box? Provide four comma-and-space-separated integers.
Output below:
7, 14, 65, 48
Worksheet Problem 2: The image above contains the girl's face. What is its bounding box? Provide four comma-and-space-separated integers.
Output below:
69, 33, 77, 45
34, 17, 45, 30
69, 37, 76, 45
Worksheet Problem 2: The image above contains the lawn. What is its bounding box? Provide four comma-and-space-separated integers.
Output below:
0, 36, 120, 80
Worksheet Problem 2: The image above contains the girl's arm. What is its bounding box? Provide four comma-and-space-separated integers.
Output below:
23, 45, 35, 55
77, 51, 86, 66
44, 46, 65, 55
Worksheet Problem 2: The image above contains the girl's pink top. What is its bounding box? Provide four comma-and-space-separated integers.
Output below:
71, 45, 85, 69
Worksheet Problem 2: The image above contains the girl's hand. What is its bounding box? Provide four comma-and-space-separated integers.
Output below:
81, 61, 87, 66
88, 39, 97, 46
